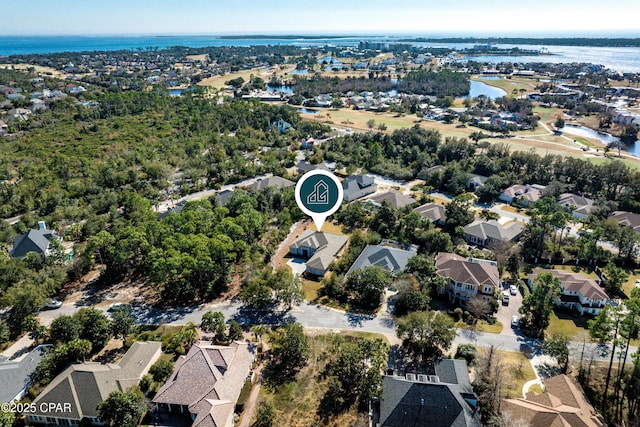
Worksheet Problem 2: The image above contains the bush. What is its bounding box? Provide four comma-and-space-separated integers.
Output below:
139, 375, 152, 393
149, 358, 174, 383
453, 308, 463, 321
486, 316, 497, 325
455, 343, 477, 366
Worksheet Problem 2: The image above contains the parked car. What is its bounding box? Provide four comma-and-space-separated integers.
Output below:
510, 284, 518, 295
502, 290, 510, 304
44, 299, 62, 309
511, 315, 520, 327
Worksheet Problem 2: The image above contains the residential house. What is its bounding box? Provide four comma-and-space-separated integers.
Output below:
343, 175, 377, 202
6, 108, 31, 121
528, 268, 610, 315
467, 174, 488, 191
366, 190, 417, 209
435, 252, 500, 306
153, 341, 254, 427
273, 118, 292, 133
296, 160, 330, 175
557, 193, 595, 219
215, 189, 234, 207
158, 200, 188, 220
289, 230, 348, 276
462, 220, 523, 247
413, 203, 446, 225
10, 222, 61, 258
0, 119, 8, 135
245, 176, 295, 191
499, 184, 545, 206
27, 341, 162, 426
0, 345, 49, 403
610, 211, 640, 234
377, 359, 480, 427
501, 374, 604, 427
346, 240, 418, 276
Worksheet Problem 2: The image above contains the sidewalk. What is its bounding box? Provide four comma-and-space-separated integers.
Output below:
0, 333, 35, 361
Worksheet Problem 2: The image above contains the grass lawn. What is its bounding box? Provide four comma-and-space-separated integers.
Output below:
309, 221, 346, 235
546, 309, 591, 338
621, 268, 640, 297
528, 384, 543, 394
197, 67, 273, 90
587, 155, 640, 171
454, 319, 503, 334
494, 349, 537, 397
471, 75, 538, 96
533, 106, 565, 123
302, 278, 323, 301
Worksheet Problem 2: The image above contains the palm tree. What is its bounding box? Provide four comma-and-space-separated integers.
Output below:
251, 325, 267, 346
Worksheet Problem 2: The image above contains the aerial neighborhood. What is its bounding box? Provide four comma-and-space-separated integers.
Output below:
1, 27, 640, 427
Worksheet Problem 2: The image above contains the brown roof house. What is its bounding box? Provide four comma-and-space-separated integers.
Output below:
289, 230, 349, 276
501, 374, 605, 427
435, 252, 500, 307
27, 341, 162, 426
153, 341, 254, 427
528, 268, 610, 316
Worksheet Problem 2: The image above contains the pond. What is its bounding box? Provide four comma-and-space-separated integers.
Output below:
479, 76, 501, 80
266, 85, 294, 94
297, 108, 320, 114
462, 80, 507, 99
290, 69, 309, 75
561, 124, 640, 156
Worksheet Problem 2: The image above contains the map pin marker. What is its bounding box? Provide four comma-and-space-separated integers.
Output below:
295, 169, 343, 231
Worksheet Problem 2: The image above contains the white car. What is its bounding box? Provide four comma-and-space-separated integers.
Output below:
511, 315, 520, 327
44, 299, 62, 309
502, 290, 510, 304
510, 284, 518, 295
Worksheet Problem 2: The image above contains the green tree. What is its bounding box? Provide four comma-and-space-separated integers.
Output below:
473, 345, 504, 425
76, 308, 112, 351
554, 116, 565, 129
266, 322, 309, 384
396, 310, 456, 361
97, 390, 146, 427
200, 311, 226, 343
0, 319, 9, 345
1, 283, 46, 336
276, 273, 304, 310
444, 193, 475, 232
541, 334, 570, 373
345, 266, 391, 310
149, 358, 174, 383
519, 273, 561, 338
366, 119, 376, 129
251, 400, 275, 427
603, 262, 628, 294
228, 320, 244, 341
241, 281, 273, 309
67, 338, 92, 362
0, 410, 15, 427
50, 315, 82, 344
111, 306, 135, 344
506, 254, 520, 281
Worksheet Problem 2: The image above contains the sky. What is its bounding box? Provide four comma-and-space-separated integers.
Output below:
3, 0, 640, 36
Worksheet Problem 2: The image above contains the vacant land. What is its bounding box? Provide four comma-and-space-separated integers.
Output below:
0, 63, 65, 78
494, 349, 537, 397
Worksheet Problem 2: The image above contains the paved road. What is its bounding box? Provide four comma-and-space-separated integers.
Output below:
35, 297, 633, 364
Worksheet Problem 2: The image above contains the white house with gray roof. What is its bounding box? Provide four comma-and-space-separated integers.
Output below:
289, 230, 348, 276
343, 175, 377, 202
413, 202, 446, 225
27, 341, 161, 426
347, 240, 418, 276
0, 345, 49, 404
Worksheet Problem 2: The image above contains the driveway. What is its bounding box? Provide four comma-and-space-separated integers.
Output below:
495, 282, 524, 337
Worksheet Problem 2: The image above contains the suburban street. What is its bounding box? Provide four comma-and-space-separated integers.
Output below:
22, 296, 631, 365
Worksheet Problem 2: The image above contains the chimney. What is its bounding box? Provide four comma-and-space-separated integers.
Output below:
38, 221, 46, 230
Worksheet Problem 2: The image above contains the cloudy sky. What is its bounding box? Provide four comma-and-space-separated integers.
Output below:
3, 0, 640, 36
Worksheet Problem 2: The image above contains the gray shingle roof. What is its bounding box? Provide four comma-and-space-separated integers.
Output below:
380, 360, 480, 427
10, 229, 58, 258
367, 191, 416, 209
343, 175, 377, 201
29, 342, 161, 419
0, 345, 48, 403
413, 203, 446, 223
246, 176, 295, 191
611, 211, 640, 233
346, 243, 418, 276
290, 230, 348, 274
463, 220, 523, 243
